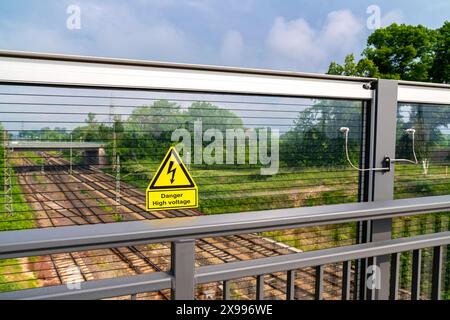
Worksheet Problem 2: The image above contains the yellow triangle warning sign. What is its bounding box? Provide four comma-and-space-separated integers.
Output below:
146, 147, 198, 211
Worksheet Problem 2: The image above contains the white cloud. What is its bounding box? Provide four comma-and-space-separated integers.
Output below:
266, 10, 364, 72
319, 10, 363, 55
0, 1, 197, 62
266, 17, 322, 63
76, 1, 195, 60
220, 30, 244, 65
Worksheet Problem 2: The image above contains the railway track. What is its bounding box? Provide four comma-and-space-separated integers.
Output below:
19, 157, 169, 299
20, 167, 90, 286
14, 152, 349, 300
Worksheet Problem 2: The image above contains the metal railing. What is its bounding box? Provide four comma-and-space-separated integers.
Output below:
0, 50, 449, 300
0, 195, 449, 300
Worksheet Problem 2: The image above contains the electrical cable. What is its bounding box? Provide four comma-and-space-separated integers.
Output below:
340, 127, 418, 172
340, 127, 387, 172
390, 128, 418, 164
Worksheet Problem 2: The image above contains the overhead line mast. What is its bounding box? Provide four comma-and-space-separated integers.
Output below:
3, 130, 13, 215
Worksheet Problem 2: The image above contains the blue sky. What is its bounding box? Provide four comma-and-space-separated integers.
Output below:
0, 0, 449, 73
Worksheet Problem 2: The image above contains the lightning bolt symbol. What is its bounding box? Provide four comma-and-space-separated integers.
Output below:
167, 160, 176, 184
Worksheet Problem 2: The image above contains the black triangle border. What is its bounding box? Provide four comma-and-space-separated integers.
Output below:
149, 149, 196, 189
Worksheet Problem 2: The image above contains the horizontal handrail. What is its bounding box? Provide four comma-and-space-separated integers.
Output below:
2, 50, 450, 105
0, 195, 449, 259
0, 271, 172, 300
0, 49, 375, 82
195, 230, 450, 284
398, 82, 450, 105
2, 230, 450, 300
0, 50, 372, 100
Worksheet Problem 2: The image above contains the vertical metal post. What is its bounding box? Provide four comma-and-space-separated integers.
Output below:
222, 280, 231, 300
170, 239, 195, 300
315, 265, 324, 300
3, 130, 13, 216
256, 275, 265, 300
69, 133, 73, 175
369, 79, 398, 300
411, 249, 422, 300
115, 155, 121, 217
110, 103, 117, 172
431, 246, 443, 300
356, 222, 370, 299
286, 270, 296, 300
354, 100, 372, 300
366, 256, 376, 300
112, 131, 117, 171
342, 261, 351, 300
389, 252, 400, 300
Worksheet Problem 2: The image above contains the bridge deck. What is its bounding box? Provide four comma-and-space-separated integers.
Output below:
7, 141, 105, 150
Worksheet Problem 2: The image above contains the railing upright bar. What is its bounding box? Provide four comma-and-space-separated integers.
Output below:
341, 261, 351, 300
256, 275, 265, 300
170, 239, 196, 300
369, 79, 398, 300
389, 252, 400, 300
366, 256, 377, 300
286, 270, 296, 300
431, 246, 443, 300
411, 249, 422, 300
315, 265, 324, 300
222, 280, 231, 300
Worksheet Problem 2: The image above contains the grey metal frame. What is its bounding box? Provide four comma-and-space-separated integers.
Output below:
0, 51, 449, 300
0, 195, 449, 300
1, 223, 450, 300
1, 196, 449, 259
369, 79, 398, 300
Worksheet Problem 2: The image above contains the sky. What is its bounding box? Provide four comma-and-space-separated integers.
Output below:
0, 0, 449, 73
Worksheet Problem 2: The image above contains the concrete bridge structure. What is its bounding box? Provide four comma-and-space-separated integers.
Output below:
7, 141, 107, 167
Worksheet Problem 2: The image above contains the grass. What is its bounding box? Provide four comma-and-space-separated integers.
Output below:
0, 164, 38, 292
395, 163, 450, 199
0, 173, 36, 231
19, 151, 44, 166
120, 158, 360, 215
0, 258, 39, 292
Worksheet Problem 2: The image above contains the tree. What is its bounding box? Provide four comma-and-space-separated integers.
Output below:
185, 102, 243, 134
280, 100, 363, 167
85, 112, 98, 125
430, 21, 450, 83
327, 22, 449, 172
363, 24, 437, 81
328, 54, 379, 78
328, 22, 449, 83
126, 100, 184, 138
